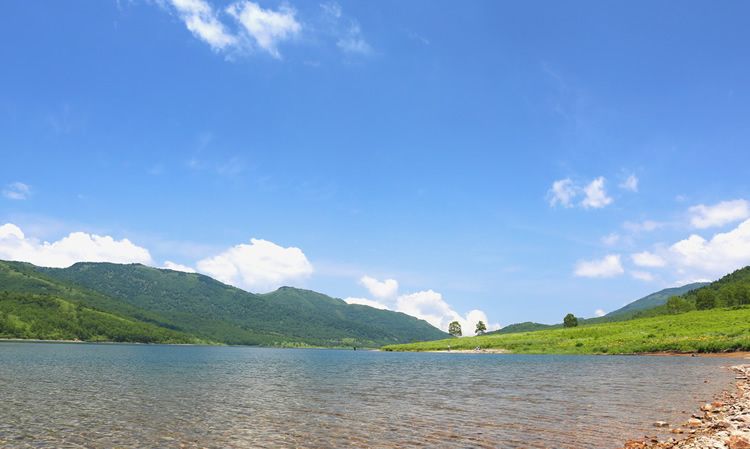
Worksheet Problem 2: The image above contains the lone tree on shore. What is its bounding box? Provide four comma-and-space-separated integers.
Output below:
448, 321, 462, 337
475, 321, 487, 336
563, 313, 578, 328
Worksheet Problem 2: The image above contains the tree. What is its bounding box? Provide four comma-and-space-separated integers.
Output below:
563, 313, 578, 328
475, 321, 487, 336
666, 295, 690, 314
448, 321, 462, 337
695, 289, 717, 310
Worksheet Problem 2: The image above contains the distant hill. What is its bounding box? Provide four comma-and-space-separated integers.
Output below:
605, 282, 709, 316
487, 282, 710, 335
0, 260, 447, 347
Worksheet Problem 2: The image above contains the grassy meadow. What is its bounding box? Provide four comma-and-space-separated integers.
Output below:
382, 306, 750, 355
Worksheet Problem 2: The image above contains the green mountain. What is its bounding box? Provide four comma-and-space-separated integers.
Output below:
604, 282, 709, 316
487, 282, 710, 335
0, 260, 447, 347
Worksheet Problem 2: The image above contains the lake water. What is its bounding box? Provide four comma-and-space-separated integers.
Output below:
0, 342, 739, 448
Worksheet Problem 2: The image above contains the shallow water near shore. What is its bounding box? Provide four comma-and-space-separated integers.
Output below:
0, 342, 739, 448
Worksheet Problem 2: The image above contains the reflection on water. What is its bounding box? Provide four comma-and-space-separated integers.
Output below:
0, 342, 737, 448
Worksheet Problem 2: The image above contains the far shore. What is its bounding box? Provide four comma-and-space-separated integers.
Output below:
410, 348, 750, 358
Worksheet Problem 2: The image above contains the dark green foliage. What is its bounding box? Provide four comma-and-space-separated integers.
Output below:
475, 320, 486, 336
1, 260, 447, 347
666, 295, 691, 314
695, 289, 717, 310
563, 313, 578, 328
0, 291, 195, 343
448, 321, 462, 337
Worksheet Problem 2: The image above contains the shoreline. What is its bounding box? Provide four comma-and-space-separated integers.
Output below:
620, 363, 750, 449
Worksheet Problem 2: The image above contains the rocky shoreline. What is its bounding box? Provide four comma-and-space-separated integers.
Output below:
621, 364, 750, 449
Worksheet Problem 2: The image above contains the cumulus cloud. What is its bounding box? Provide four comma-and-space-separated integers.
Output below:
343, 297, 391, 310
0, 223, 153, 268
689, 199, 750, 229
226, 1, 301, 59
3, 182, 31, 200
170, 0, 237, 50
594, 309, 606, 317
344, 275, 499, 335
573, 254, 624, 278
631, 251, 666, 267
163, 261, 197, 273
581, 177, 613, 209
667, 218, 750, 279
359, 276, 399, 302
196, 238, 313, 292
548, 176, 612, 209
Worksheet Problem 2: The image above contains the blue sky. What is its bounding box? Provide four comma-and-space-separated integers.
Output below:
2, 1, 750, 334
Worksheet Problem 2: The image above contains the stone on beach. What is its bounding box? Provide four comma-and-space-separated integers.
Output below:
621, 364, 750, 449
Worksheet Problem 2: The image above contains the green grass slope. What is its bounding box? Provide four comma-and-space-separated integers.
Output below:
383, 306, 750, 355
0, 291, 196, 344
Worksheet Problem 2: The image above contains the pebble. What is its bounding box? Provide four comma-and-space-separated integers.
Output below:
620, 364, 750, 449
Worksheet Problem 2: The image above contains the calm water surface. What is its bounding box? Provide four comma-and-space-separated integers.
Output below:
0, 342, 738, 448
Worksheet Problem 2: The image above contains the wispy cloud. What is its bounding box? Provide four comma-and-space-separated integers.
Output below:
170, 0, 237, 51
3, 182, 31, 200
619, 173, 639, 192
320, 2, 373, 56
168, 0, 300, 58
688, 199, 750, 229
547, 176, 613, 209
226, 2, 301, 59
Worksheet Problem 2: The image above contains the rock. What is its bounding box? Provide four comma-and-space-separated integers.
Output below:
654, 421, 670, 427
687, 418, 703, 427
730, 433, 750, 449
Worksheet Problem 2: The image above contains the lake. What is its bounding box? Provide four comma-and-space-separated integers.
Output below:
0, 342, 738, 448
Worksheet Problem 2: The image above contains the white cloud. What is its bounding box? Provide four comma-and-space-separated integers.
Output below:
594, 309, 606, 317
359, 276, 398, 302
548, 178, 576, 208
227, 1, 301, 59
622, 220, 664, 233
581, 177, 612, 209
630, 270, 655, 282
345, 276, 499, 335
602, 232, 620, 245
0, 223, 153, 268
163, 261, 197, 273
573, 254, 624, 278
171, 0, 237, 50
337, 23, 372, 55
689, 199, 750, 229
196, 238, 313, 292
343, 297, 391, 310
631, 251, 666, 267
668, 218, 750, 279
3, 182, 31, 200
619, 174, 639, 192
548, 176, 613, 209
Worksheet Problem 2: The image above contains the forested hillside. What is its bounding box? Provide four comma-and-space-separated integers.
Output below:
0, 260, 447, 347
